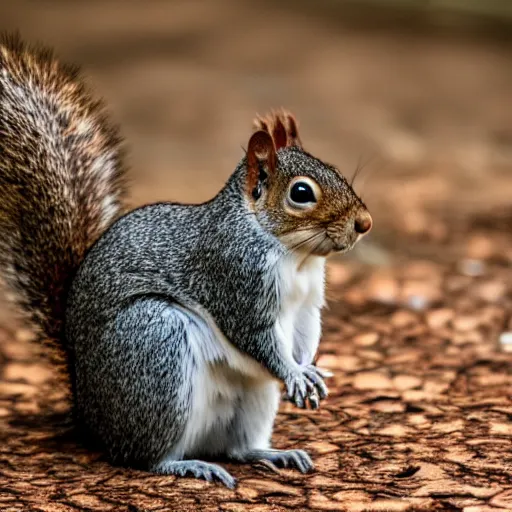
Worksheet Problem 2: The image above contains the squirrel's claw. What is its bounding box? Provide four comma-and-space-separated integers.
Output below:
285, 365, 329, 409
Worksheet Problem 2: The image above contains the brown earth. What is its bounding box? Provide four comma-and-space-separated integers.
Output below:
0, 1, 511, 511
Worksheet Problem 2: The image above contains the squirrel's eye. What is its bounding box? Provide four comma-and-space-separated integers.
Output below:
285, 176, 321, 213
289, 182, 316, 204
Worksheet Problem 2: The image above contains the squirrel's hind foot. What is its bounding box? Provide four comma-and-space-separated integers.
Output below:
153, 459, 236, 489
231, 448, 314, 474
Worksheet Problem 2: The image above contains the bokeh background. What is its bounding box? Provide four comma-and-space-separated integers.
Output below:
1, 2, 512, 511
0, 0, 510, 263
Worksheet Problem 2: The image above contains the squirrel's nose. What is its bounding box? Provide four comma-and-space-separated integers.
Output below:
354, 211, 372, 235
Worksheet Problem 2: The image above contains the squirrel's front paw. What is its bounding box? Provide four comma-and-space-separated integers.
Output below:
285, 365, 329, 409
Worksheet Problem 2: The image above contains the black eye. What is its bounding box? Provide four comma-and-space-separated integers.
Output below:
290, 181, 316, 204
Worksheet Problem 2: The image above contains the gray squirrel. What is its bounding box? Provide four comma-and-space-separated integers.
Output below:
0, 34, 372, 488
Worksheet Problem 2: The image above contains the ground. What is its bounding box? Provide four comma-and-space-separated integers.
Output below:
0, 1, 511, 511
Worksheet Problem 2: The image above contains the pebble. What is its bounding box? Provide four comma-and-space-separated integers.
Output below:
327, 263, 352, 286
453, 331, 482, 345
316, 354, 360, 372
307, 441, 339, 454
452, 315, 480, 332
353, 371, 392, 390
490, 423, 512, 436
405, 294, 429, 311
353, 332, 379, 346
426, 308, 454, 329
499, 332, 512, 353
408, 414, 429, 425
377, 424, 410, 437
391, 310, 417, 328
344, 287, 366, 306
474, 280, 506, 302
458, 258, 486, 277
372, 400, 406, 413
393, 375, 422, 391
365, 274, 399, 304
466, 235, 494, 259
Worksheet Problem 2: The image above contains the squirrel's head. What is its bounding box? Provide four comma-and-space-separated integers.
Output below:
244, 110, 372, 257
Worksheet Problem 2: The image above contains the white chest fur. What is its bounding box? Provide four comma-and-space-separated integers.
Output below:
275, 254, 326, 364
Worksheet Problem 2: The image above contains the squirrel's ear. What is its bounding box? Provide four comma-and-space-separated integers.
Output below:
246, 130, 276, 200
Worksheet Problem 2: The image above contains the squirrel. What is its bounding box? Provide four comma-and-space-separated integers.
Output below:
0, 34, 372, 488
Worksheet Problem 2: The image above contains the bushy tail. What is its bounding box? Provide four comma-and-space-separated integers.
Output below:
0, 34, 127, 380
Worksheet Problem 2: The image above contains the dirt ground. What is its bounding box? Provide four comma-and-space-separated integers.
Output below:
0, 1, 511, 511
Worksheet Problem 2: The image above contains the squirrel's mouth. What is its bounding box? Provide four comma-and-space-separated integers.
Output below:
280, 227, 363, 258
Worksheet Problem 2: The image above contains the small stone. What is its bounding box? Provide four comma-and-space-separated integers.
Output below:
353, 332, 379, 346
466, 235, 494, 259
307, 441, 339, 454
401, 280, 441, 311
327, 263, 352, 286
474, 280, 506, 302
452, 315, 480, 332
426, 308, 454, 329
490, 423, 512, 436
353, 371, 392, 390
391, 310, 417, 328
499, 332, 512, 352
365, 274, 399, 304
357, 349, 383, 361
372, 400, 406, 413
458, 258, 486, 277
316, 354, 360, 372
344, 287, 366, 306
453, 331, 482, 345
377, 424, 410, 437
393, 375, 422, 391
406, 294, 429, 311
432, 420, 465, 434
408, 414, 429, 425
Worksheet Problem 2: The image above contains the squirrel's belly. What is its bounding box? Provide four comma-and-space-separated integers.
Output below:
170, 304, 273, 458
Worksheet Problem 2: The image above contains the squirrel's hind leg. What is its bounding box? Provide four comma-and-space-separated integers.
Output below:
226, 380, 315, 474
152, 459, 236, 489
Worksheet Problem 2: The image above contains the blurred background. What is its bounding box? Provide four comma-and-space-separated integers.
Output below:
0, 0, 511, 263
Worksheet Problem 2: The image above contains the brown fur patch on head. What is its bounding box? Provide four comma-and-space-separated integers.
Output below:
254, 109, 302, 150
